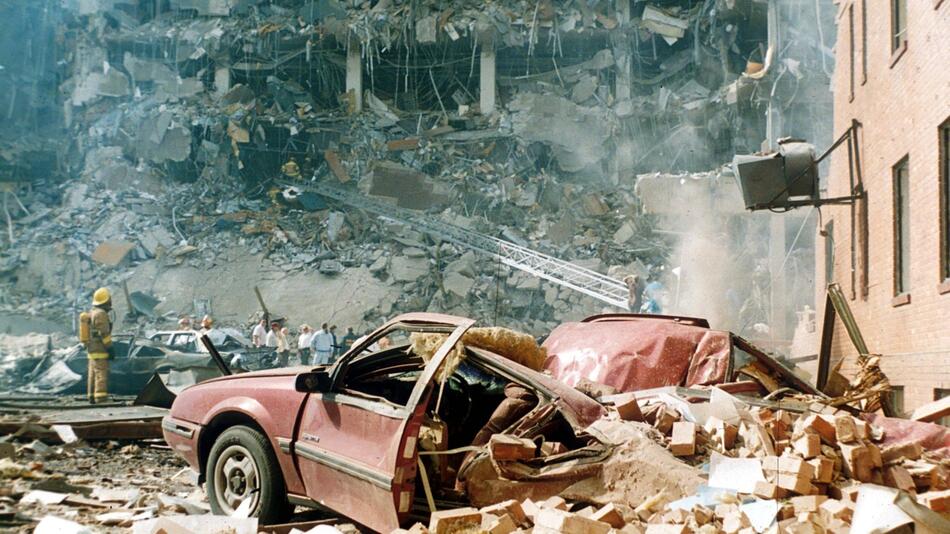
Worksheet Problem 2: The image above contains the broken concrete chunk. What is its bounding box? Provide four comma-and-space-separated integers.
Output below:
20, 490, 68, 505
92, 486, 140, 504
427, 508, 481, 534
96, 510, 135, 526
71, 68, 130, 106
365, 161, 451, 210
443, 272, 475, 297
139, 227, 177, 256
91, 240, 135, 266
415, 15, 438, 43
640, 5, 689, 40
390, 256, 429, 283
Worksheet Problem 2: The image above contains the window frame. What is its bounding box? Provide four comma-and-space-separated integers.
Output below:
848, 5, 856, 101
824, 220, 835, 285
860, 0, 868, 85
935, 389, 950, 426
889, 0, 908, 67
892, 156, 911, 305
889, 385, 905, 417
940, 119, 950, 293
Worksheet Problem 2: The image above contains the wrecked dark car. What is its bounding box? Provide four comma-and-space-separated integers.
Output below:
163, 313, 699, 531
543, 313, 818, 397
61, 335, 226, 395
24, 330, 278, 396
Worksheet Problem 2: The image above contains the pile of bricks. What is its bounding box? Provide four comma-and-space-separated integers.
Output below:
398, 496, 641, 534
396, 399, 949, 533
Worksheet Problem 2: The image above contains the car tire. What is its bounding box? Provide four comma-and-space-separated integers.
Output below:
205, 425, 291, 524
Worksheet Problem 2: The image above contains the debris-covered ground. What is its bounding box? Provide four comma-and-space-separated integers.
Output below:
2, 386, 949, 533
2, 439, 196, 532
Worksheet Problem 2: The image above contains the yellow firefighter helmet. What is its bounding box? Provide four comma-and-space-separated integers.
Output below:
92, 287, 111, 306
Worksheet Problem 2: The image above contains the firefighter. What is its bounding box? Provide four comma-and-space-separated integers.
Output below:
79, 287, 114, 404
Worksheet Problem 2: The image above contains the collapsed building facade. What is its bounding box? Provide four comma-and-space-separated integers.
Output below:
0, 1, 834, 365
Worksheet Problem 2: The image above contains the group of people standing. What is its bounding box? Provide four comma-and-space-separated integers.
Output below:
250, 320, 359, 367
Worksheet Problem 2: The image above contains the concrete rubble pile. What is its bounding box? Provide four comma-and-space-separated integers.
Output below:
0, 0, 834, 343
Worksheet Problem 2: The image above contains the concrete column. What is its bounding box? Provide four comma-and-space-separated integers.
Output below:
615, 0, 631, 101
480, 45, 496, 115
346, 43, 362, 113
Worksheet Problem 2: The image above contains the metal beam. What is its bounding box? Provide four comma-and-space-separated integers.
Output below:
307, 182, 630, 309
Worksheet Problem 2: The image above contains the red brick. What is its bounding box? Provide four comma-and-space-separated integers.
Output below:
615, 396, 643, 422
670, 422, 697, 456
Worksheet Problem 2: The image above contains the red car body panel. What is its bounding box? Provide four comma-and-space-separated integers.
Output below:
164, 368, 310, 494
163, 313, 478, 533
542, 315, 732, 392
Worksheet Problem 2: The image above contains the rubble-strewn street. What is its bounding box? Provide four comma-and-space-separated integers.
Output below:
1, 0, 948, 533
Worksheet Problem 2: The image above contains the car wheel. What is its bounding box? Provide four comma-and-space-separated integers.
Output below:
205, 426, 291, 523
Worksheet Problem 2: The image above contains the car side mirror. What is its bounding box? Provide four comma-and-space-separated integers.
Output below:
295, 370, 331, 393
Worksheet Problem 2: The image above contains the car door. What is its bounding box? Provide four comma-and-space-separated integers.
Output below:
293, 315, 474, 533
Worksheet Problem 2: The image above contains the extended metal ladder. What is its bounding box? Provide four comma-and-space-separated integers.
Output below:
306, 181, 630, 309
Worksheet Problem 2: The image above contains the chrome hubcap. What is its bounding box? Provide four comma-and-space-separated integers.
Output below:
213, 444, 260, 515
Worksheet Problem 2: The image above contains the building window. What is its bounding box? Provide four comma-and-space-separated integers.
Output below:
894, 157, 911, 297
891, 0, 908, 52
861, 0, 868, 84
848, 6, 855, 100
824, 221, 835, 285
941, 120, 950, 285
936, 389, 950, 426
889, 386, 905, 416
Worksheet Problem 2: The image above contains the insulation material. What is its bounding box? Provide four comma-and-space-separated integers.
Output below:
411, 327, 546, 382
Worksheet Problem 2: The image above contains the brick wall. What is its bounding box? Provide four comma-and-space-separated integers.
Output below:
818, 1, 950, 413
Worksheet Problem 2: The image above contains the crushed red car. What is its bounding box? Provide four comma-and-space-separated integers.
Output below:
163, 312, 811, 532
163, 313, 663, 532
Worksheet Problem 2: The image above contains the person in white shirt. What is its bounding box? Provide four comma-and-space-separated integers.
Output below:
309, 322, 334, 365
297, 325, 313, 365
251, 319, 267, 347
265, 322, 279, 349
